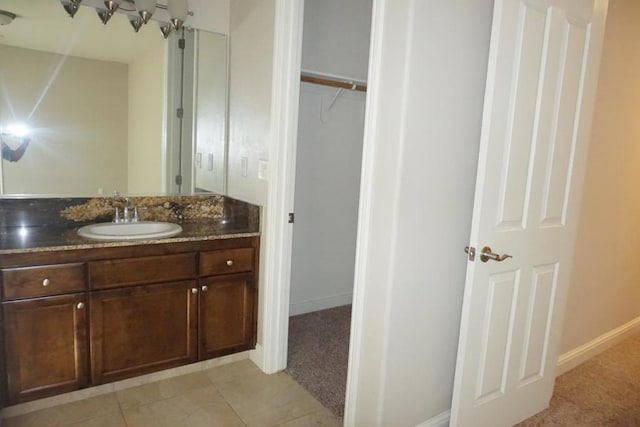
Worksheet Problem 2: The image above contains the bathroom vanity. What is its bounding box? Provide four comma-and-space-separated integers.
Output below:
0, 196, 260, 407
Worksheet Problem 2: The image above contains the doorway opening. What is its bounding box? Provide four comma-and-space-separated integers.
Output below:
284, 0, 372, 418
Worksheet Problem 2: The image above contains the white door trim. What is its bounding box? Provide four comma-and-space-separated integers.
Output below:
343, 0, 387, 423
253, 0, 304, 374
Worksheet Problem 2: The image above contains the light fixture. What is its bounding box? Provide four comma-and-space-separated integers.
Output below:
104, 0, 121, 13
61, 0, 82, 18
0, 10, 16, 26
168, 0, 188, 30
97, 9, 113, 24
135, 0, 156, 24
58, 0, 192, 36
2, 123, 31, 138
129, 15, 143, 32
158, 22, 171, 39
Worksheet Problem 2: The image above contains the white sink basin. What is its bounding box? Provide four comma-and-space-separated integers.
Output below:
77, 221, 183, 241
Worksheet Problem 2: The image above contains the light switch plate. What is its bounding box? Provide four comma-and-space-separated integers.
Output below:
241, 156, 249, 177
258, 159, 268, 180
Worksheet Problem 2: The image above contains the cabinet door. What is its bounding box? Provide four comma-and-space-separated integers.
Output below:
90, 281, 198, 384
199, 273, 256, 360
3, 293, 88, 404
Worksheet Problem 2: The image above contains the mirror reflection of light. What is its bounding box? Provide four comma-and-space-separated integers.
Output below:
3, 123, 30, 138
18, 227, 29, 238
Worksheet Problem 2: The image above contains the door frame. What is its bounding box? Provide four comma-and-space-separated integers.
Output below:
253, 0, 304, 374
258, 0, 379, 422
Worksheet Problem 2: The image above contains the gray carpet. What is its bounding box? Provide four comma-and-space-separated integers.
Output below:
518, 332, 640, 426
286, 305, 640, 424
285, 305, 351, 418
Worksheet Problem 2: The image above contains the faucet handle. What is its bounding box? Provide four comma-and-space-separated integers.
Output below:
113, 207, 120, 223
133, 207, 147, 223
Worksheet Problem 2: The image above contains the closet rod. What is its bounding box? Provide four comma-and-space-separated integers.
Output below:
300, 74, 367, 92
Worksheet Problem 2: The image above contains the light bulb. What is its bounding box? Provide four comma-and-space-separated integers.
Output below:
168, 0, 188, 30
135, 0, 156, 24
159, 22, 171, 39
3, 123, 30, 138
104, 0, 121, 13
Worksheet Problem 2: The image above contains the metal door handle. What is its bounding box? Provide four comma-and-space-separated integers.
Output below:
480, 246, 512, 263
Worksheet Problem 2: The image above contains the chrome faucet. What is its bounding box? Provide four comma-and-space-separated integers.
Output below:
114, 198, 141, 223
123, 198, 133, 222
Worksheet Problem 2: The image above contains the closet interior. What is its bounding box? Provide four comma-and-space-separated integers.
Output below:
285, 0, 372, 418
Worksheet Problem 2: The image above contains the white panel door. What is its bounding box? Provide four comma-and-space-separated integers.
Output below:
450, 1, 608, 426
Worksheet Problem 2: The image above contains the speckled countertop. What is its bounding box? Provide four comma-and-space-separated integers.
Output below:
0, 195, 260, 254
0, 223, 260, 254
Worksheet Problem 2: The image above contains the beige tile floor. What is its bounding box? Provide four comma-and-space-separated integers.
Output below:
4, 360, 342, 427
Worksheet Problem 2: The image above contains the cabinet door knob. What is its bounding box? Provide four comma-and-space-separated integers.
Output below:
226, 260, 234, 266
76, 302, 85, 309
191, 288, 198, 294
42, 278, 50, 287
201, 285, 208, 292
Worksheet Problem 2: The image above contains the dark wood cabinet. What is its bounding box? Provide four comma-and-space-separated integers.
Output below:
2, 293, 88, 404
0, 237, 259, 406
88, 253, 197, 290
2, 263, 85, 300
90, 281, 198, 384
199, 273, 256, 359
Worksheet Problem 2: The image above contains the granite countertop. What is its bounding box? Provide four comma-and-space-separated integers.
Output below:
0, 221, 260, 255
0, 195, 260, 254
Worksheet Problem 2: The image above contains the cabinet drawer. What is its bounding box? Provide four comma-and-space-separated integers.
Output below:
200, 248, 254, 277
89, 253, 197, 290
2, 264, 86, 300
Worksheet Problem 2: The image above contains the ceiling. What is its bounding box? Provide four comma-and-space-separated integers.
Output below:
0, 0, 165, 64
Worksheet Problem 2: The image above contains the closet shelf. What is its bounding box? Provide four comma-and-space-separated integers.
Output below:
300, 72, 367, 93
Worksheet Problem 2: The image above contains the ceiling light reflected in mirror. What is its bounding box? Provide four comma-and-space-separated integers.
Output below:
58, 0, 192, 38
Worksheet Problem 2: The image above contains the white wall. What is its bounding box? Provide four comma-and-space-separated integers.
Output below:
301, 0, 373, 81
346, 1, 493, 425
128, 40, 165, 195
188, 0, 231, 35
0, 45, 128, 195
289, 0, 371, 316
560, 0, 640, 353
226, 0, 275, 206
289, 83, 366, 315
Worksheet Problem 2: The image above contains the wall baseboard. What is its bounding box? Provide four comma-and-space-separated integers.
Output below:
289, 293, 353, 316
556, 315, 640, 376
250, 343, 265, 372
415, 410, 451, 427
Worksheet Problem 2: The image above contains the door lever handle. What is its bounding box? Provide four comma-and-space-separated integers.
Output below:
480, 246, 512, 263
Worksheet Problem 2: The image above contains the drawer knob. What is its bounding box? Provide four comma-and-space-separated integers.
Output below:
76, 302, 85, 309
201, 285, 209, 292
226, 260, 234, 266
42, 278, 50, 287
191, 288, 198, 294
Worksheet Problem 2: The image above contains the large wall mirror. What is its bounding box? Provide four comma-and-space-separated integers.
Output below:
0, 0, 228, 196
